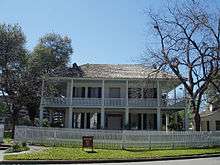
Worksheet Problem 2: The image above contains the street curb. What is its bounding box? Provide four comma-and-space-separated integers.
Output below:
1, 153, 220, 164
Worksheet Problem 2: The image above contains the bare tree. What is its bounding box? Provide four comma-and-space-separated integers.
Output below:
146, 1, 220, 131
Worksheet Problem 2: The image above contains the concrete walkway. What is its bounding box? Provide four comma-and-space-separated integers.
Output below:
0, 150, 5, 161
5, 145, 46, 156
0, 145, 46, 161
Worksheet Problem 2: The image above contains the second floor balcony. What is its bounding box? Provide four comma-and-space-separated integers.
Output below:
42, 97, 186, 109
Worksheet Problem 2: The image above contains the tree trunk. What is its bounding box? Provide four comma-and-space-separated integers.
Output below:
11, 106, 19, 139
193, 111, 201, 131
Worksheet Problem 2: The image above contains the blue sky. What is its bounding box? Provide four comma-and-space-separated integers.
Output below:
0, 0, 219, 65
0, 0, 162, 65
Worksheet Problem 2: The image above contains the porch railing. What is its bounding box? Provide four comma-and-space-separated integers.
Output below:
128, 98, 158, 107
15, 126, 220, 149
42, 97, 186, 108
104, 98, 126, 107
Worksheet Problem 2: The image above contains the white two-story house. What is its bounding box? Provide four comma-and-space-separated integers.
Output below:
39, 64, 188, 131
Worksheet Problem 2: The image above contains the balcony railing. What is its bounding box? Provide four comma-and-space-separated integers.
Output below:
128, 98, 158, 107
104, 98, 126, 107
42, 97, 186, 108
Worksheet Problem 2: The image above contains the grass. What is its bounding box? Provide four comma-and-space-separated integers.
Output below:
4, 147, 220, 160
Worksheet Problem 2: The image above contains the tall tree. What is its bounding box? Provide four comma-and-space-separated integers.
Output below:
0, 23, 27, 136
146, 1, 220, 130
26, 33, 73, 124
30, 33, 73, 76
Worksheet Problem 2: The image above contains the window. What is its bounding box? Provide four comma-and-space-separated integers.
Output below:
109, 87, 121, 98
216, 121, 220, 130
88, 87, 102, 98
73, 87, 85, 98
143, 88, 157, 98
128, 88, 141, 98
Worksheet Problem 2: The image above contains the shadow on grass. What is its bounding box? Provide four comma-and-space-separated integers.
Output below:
124, 149, 147, 152
85, 150, 97, 153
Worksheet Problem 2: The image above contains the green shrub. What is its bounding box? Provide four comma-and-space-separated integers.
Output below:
6, 142, 30, 153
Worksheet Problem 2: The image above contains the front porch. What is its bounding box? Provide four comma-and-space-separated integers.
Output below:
40, 107, 188, 131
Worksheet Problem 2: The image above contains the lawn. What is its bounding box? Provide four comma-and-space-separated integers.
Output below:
4, 147, 220, 160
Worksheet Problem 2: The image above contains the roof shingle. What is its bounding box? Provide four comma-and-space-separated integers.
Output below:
80, 64, 178, 79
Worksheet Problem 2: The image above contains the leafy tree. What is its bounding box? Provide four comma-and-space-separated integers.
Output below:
25, 33, 73, 124
146, 1, 220, 131
0, 23, 27, 136
30, 33, 73, 76
0, 102, 7, 118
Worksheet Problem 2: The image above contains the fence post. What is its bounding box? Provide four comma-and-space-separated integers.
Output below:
53, 129, 57, 146
149, 134, 151, 150
24, 126, 27, 142
121, 130, 125, 150
0, 124, 4, 143
172, 131, 175, 149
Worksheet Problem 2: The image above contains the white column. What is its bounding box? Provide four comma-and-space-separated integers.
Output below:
65, 79, 74, 128
68, 108, 73, 128
156, 80, 161, 131
85, 87, 88, 98
72, 111, 75, 128
174, 112, 177, 123
84, 113, 87, 129
125, 108, 129, 129
125, 80, 129, 128
101, 80, 105, 129
157, 80, 160, 106
157, 108, 161, 131
101, 108, 105, 129
126, 80, 129, 106
49, 110, 53, 124
65, 108, 68, 127
165, 113, 169, 132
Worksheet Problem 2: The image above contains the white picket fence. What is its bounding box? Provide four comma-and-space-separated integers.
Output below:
0, 124, 4, 143
15, 126, 220, 149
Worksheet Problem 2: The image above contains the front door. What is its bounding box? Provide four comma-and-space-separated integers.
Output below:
107, 114, 122, 130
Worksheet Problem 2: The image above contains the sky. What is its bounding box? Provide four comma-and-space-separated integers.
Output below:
0, 0, 164, 65
0, 0, 219, 65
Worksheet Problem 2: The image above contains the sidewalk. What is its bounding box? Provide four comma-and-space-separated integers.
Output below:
0, 150, 4, 161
